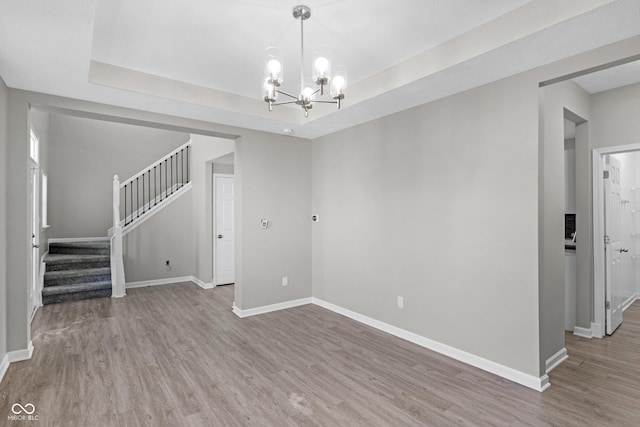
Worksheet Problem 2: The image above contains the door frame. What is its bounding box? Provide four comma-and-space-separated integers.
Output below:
29, 159, 41, 318
592, 142, 640, 338
212, 172, 234, 286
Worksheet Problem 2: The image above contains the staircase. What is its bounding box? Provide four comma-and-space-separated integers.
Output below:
42, 241, 112, 304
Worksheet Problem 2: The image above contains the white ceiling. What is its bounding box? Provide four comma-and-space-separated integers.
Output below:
91, 0, 530, 99
572, 59, 640, 94
1, 0, 640, 139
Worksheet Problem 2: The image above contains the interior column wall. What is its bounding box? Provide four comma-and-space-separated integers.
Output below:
540, 80, 591, 368
0, 75, 8, 362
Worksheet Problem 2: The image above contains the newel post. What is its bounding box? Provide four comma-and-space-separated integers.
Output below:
113, 175, 120, 228
111, 175, 126, 297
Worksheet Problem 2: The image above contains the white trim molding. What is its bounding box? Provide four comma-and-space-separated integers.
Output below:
48, 237, 109, 243
191, 276, 215, 290
573, 325, 593, 338
545, 348, 569, 373
126, 276, 213, 290
573, 322, 604, 339
229, 296, 550, 391
622, 293, 639, 312
591, 322, 604, 338
3, 340, 36, 382
0, 354, 9, 384
311, 298, 550, 392
232, 298, 312, 318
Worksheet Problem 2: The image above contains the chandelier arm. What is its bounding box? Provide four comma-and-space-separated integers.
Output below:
272, 100, 299, 106
314, 100, 338, 104
312, 87, 322, 96
276, 89, 299, 99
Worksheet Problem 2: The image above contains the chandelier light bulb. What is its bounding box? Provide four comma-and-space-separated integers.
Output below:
302, 86, 314, 101
332, 75, 345, 91
267, 59, 282, 78
314, 57, 329, 76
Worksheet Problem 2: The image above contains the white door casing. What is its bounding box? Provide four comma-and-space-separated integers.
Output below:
604, 155, 624, 335
214, 175, 235, 285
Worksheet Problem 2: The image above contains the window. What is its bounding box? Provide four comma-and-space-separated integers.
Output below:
30, 128, 39, 163
41, 172, 49, 229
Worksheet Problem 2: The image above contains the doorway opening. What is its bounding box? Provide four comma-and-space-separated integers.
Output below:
593, 144, 640, 336
212, 153, 235, 286
29, 127, 41, 319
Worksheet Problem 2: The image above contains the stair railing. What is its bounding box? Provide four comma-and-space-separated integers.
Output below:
120, 141, 191, 228
110, 140, 192, 297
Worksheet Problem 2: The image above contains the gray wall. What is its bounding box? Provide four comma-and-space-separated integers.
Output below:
6, 88, 31, 352
123, 190, 195, 283
313, 73, 542, 377
235, 135, 312, 309
47, 114, 189, 238
539, 80, 591, 369
591, 83, 640, 148
0, 75, 8, 362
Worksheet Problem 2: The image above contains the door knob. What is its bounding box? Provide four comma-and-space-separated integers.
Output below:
620, 248, 629, 253
32, 244, 39, 249
217, 234, 223, 239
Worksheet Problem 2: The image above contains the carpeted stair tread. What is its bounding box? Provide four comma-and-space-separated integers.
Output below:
49, 241, 110, 255
42, 288, 112, 305
44, 254, 111, 271
44, 267, 111, 287
42, 280, 112, 297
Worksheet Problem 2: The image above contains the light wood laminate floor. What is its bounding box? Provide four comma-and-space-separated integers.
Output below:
2, 283, 640, 426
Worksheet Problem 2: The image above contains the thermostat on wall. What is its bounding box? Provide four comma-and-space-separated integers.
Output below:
260, 219, 269, 229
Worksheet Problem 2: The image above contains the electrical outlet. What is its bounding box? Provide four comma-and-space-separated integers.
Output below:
165, 260, 171, 271
282, 276, 288, 287
397, 296, 404, 309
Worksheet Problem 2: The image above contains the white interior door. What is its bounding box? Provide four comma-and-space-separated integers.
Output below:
214, 175, 234, 285
29, 162, 40, 316
605, 155, 624, 334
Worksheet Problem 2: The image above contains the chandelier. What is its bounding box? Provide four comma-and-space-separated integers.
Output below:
262, 5, 347, 118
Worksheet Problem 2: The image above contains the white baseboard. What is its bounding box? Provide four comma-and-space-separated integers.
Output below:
311, 298, 549, 392
0, 341, 35, 384
126, 276, 214, 290
126, 276, 194, 289
0, 353, 9, 384
191, 276, 215, 290
232, 297, 313, 318
545, 348, 568, 373
591, 321, 604, 338
48, 237, 109, 243
229, 295, 549, 391
8, 341, 34, 363
622, 293, 639, 312
573, 325, 593, 338
574, 321, 605, 339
